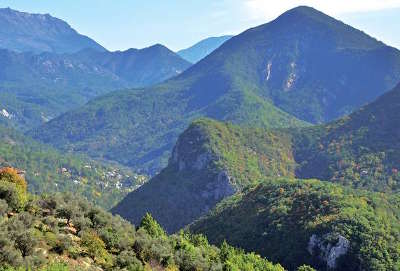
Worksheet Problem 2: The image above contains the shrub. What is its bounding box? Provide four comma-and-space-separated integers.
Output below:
0, 168, 28, 211
80, 230, 112, 266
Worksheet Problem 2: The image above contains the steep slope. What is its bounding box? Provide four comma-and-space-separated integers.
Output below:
177, 35, 233, 63
0, 124, 147, 209
0, 45, 191, 129
113, 82, 400, 232
112, 118, 297, 232
75, 44, 191, 87
0, 49, 125, 129
189, 178, 400, 271
0, 171, 285, 270
32, 6, 400, 174
291, 82, 400, 192
0, 7, 105, 53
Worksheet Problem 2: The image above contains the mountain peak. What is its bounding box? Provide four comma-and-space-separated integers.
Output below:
0, 7, 105, 53
241, 5, 384, 52
279, 5, 335, 21
146, 43, 170, 51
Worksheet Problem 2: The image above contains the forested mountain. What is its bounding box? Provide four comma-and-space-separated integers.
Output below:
76, 44, 190, 87
113, 82, 400, 233
177, 35, 233, 63
189, 178, 400, 271
31, 6, 400, 174
0, 45, 191, 129
111, 118, 297, 232
0, 168, 287, 271
0, 7, 105, 53
0, 124, 147, 209
291, 82, 400, 191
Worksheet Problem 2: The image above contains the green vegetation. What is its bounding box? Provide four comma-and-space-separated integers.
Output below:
292, 82, 400, 192
0, 168, 28, 211
0, 124, 147, 210
0, 49, 125, 130
0, 9, 192, 130
190, 178, 400, 271
0, 43, 190, 130
0, 263, 70, 271
112, 118, 299, 232
32, 6, 400, 175
0, 169, 285, 271
114, 81, 400, 237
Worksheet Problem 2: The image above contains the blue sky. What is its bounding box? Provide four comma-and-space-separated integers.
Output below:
0, 0, 399, 51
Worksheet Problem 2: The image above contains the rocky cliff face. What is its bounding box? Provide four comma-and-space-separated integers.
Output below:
0, 7, 105, 53
112, 120, 237, 232
308, 233, 350, 269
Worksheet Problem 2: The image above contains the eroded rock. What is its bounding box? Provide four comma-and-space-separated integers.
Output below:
308, 233, 350, 269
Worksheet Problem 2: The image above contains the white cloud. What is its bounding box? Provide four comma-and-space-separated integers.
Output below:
244, 0, 400, 20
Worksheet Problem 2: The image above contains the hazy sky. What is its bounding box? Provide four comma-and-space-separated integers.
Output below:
0, 0, 399, 51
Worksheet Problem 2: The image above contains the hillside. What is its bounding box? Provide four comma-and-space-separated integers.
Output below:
0, 45, 191, 129
0, 124, 147, 209
177, 35, 233, 63
77, 44, 191, 87
0, 7, 105, 53
113, 82, 400, 232
111, 118, 297, 232
32, 6, 400, 174
0, 169, 286, 271
189, 178, 400, 271
292, 82, 400, 192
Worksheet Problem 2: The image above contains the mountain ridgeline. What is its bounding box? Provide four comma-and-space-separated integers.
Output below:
112, 82, 400, 269
31, 6, 400, 174
113, 81, 400, 231
0, 7, 105, 53
177, 35, 233, 63
0, 44, 191, 129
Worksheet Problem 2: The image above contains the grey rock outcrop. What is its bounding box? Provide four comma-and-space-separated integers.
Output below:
308, 233, 350, 269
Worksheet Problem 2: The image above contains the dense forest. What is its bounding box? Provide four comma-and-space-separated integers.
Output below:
189, 178, 400, 270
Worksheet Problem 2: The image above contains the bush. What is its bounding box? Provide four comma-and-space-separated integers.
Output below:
0, 199, 9, 216
0, 235, 23, 267
0, 182, 24, 211
0, 168, 28, 211
80, 230, 112, 266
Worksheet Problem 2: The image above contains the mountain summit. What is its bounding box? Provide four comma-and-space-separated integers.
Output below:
0, 7, 105, 53
32, 6, 400, 174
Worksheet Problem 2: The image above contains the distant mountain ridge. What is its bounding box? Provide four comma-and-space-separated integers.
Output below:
0, 7, 105, 53
177, 35, 233, 63
76, 44, 190, 87
0, 44, 191, 129
32, 6, 400, 174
